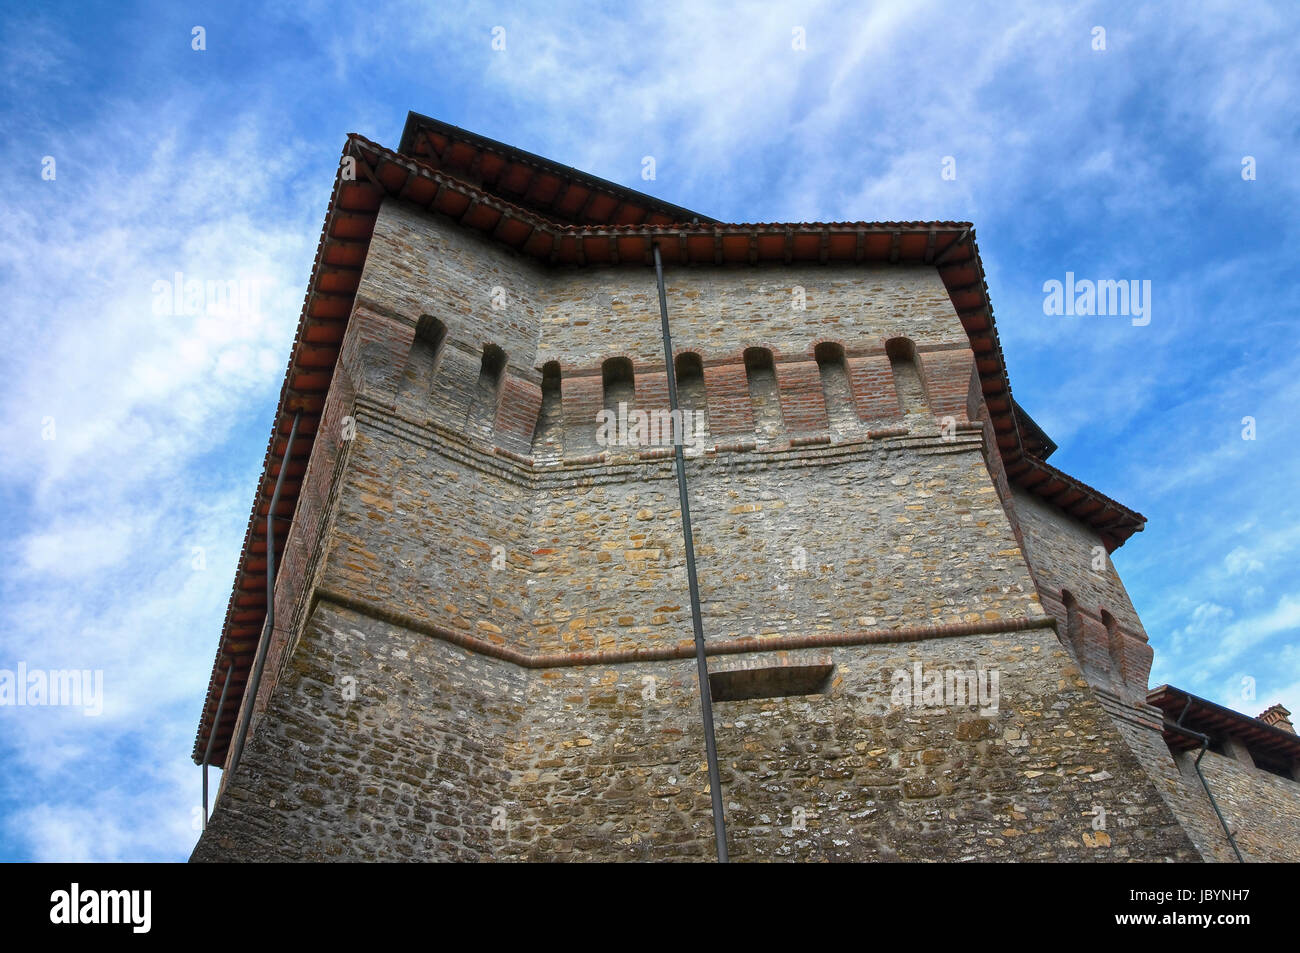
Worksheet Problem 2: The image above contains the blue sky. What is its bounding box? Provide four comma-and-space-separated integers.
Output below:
0, 0, 1296, 861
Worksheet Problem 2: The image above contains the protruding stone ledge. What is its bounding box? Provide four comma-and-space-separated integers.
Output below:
789, 433, 832, 448
867, 426, 910, 439
311, 586, 1058, 671
493, 446, 534, 466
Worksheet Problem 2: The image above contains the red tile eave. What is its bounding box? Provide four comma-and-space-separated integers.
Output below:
1147, 686, 1300, 760
930, 231, 1145, 552
190, 131, 1144, 762
398, 112, 716, 228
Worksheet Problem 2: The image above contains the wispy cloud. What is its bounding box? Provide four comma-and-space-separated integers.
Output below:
0, 78, 316, 858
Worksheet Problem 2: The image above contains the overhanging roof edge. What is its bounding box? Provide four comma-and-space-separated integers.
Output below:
400, 111, 718, 227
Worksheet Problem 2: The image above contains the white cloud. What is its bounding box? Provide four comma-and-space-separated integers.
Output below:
1206, 594, 1300, 669
1224, 546, 1264, 577
0, 96, 316, 860
19, 516, 143, 578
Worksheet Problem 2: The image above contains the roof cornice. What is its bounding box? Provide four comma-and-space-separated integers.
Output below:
399, 111, 717, 228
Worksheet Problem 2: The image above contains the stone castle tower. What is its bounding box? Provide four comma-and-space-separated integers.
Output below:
191, 114, 1300, 862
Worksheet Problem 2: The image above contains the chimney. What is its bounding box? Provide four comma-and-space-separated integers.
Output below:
1257, 703, 1295, 734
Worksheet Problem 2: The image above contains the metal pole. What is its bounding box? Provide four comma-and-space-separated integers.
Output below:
201, 660, 234, 827
652, 243, 728, 862
228, 410, 301, 779
1175, 698, 1245, 862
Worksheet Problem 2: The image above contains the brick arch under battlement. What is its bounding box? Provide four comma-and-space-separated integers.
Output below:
1042, 587, 1153, 703
369, 311, 981, 462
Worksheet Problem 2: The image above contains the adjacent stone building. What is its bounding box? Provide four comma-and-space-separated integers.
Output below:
190, 114, 1300, 862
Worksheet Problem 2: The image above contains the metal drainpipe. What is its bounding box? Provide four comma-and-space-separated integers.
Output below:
200, 659, 233, 828
652, 243, 729, 862
227, 410, 301, 780
1171, 698, 1246, 862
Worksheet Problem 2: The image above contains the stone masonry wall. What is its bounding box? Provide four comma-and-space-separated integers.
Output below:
301, 403, 1043, 661
503, 629, 1198, 861
525, 435, 1039, 656
195, 601, 527, 862
322, 407, 536, 650
196, 600, 1201, 862
1181, 747, 1300, 862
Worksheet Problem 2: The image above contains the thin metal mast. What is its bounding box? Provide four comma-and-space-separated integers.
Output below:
227, 410, 301, 779
652, 243, 728, 862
